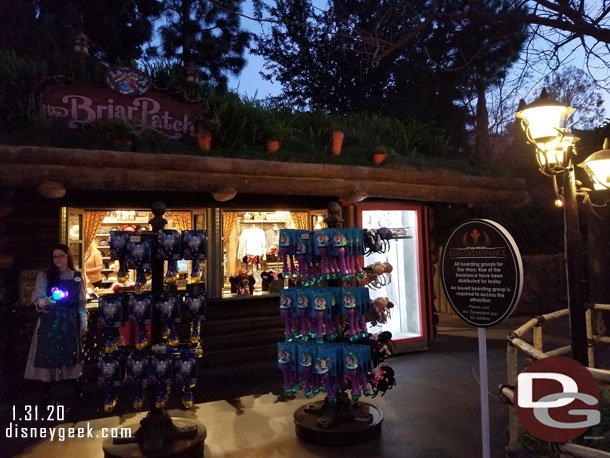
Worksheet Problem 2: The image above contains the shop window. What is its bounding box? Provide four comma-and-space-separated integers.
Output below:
360, 208, 424, 341
66, 208, 198, 306
222, 210, 310, 297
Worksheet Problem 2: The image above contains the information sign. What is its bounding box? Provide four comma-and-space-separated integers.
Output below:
441, 219, 523, 327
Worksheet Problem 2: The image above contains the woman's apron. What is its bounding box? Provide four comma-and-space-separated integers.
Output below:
34, 273, 82, 368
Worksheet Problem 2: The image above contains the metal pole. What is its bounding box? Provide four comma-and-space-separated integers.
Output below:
478, 327, 490, 458
562, 166, 588, 365
149, 201, 167, 345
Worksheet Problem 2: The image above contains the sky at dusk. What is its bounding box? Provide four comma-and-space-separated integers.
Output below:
224, 1, 610, 121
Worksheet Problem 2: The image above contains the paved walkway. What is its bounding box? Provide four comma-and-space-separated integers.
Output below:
0, 313, 578, 458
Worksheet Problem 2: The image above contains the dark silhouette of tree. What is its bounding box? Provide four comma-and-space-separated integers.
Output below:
0, 0, 163, 64
156, 0, 250, 89
542, 66, 606, 130
252, 0, 527, 154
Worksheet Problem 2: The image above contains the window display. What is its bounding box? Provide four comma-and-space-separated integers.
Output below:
62, 208, 197, 303
222, 210, 310, 297
360, 208, 424, 341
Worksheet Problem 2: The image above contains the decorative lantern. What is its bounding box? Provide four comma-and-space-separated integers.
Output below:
578, 139, 610, 191
185, 63, 199, 85
74, 32, 91, 58
516, 88, 575, 175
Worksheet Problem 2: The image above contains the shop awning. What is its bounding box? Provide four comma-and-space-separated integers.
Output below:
0, 145, 530, 206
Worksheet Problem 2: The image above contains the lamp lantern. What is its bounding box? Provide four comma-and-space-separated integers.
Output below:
185, 63, 199, 85
578, 138, 610, 191
74, 32, 91, 58
516, 88, 574, 143
515, 87, 588, 366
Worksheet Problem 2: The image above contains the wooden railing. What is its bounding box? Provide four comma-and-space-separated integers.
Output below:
501, 304, 610, 458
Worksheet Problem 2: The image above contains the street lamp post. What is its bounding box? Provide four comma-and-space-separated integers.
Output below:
516, 89, 588, 365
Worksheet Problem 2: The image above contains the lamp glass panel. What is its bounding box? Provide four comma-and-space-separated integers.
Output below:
583, 161, 610, 190
520, 105, 568, 141
535, 136, 573, 166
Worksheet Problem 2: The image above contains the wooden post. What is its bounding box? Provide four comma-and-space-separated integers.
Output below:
586, 308, 595, 368
506, 343, 519, 447
533, 324, 543, 353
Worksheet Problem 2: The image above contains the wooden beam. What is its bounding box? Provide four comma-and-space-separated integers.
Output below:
0, 145, 530, 206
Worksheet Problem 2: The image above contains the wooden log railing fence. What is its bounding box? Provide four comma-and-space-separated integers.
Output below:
501, 304, 610, 458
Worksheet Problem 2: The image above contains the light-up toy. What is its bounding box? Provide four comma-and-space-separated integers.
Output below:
49, 287, 69, 303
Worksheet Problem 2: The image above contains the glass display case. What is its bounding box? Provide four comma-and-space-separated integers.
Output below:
356, 204, 428, 348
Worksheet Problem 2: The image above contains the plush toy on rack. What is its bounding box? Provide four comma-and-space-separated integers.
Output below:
279, 229, 298, 279
277, 342, 297, 396
126, 353, 149, 409
311, 289, 333, 343
314, 346, 338, 403
181, 230, 207, 283
295, 289, 313, 340
98, 294, 125, 353
363, 262, 393, 290
368, 331, 397, 397
298, 343, 316, 398
184, 291, 206, 344
126, 239, 152, 294
314, 229, 335, 281
342, 346, 372, 401
158, 230, 181, 284
370, 297, 395, 326
341, 288, 360, 342
149, 355, 173, 408
363, 228, 394, 255
279, 290, 295, 341
295, 231, 313, 286
98, 353, 123, 413
277, 341, 374, 403
155, 293, 181, 346
174, 356, 198, 408
128, 293, 153, 350
109, 231, 131, 282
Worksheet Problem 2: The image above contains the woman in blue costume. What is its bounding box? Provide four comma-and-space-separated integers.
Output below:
25, 244, 88, 400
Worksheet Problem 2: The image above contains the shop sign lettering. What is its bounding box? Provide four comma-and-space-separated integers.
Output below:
38, 81, 205, 140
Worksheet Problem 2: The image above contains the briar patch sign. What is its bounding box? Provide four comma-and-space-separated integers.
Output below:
37, 80, 205, 140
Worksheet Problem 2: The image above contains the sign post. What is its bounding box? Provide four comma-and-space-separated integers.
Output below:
441, 219, 523, 458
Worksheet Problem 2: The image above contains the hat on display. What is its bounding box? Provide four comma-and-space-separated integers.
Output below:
110, 227, 120, 232
99, 240, 110, 247
122, 224, 137, 232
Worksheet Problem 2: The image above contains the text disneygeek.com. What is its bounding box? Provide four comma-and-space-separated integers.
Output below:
5, 423, 132, 442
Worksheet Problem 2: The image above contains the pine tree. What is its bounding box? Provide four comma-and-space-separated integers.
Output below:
0, 0, 163, 64
157, 0, 250, 89
252, 0, 527, 153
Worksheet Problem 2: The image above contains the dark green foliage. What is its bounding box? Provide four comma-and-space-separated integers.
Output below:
0, 50, 107, 130
0, 0, 162, 64
0, 54, 466, 170
252, 0, 528, 153
156, 0, 250, 90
